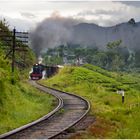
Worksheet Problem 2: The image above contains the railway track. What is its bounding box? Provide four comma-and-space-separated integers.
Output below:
0, 80, 90, 139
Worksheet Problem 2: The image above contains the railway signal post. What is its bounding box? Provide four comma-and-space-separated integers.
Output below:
117, 89, 125, 104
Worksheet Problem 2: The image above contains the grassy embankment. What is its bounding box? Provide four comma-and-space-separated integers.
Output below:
40, 64, 140, 139
0, 43, 55, 135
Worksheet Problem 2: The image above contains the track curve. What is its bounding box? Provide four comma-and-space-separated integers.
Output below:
0, 80, 90, 139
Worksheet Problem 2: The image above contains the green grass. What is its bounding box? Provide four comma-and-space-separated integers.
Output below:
0, 80, 55, 134
40, 65, 140, 139
0, 47, 55, 134
0, 37, 55, 135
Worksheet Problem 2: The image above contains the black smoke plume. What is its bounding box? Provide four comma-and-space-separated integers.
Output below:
30, 16, 79, 57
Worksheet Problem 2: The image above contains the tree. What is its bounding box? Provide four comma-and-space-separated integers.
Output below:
106, 40, 125, 71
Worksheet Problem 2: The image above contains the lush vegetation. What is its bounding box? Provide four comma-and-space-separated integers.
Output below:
0, 19, 35, 68
43, 40, 140, 72
0, 80, 54, 134
0, 20, 55, 135
1, 18, 140, 138
40, 64, 140, 138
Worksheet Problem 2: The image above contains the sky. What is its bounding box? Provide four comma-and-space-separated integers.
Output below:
0, 0, 140, 31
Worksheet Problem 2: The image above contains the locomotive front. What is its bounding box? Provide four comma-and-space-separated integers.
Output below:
30, 64, 45, 80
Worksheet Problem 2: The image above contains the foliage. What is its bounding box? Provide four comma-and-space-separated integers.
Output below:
0, 80, 54, 134
0, 19, 36, 69
43, 55, 63, 65
0, 21, 54, 135
0, 43, 54, 134
42, 40, 139, 72
40, 65, 140, 138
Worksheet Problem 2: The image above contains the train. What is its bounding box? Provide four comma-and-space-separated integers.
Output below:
30, 63, 59, 80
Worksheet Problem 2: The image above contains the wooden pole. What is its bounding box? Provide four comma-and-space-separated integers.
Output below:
11, 28, 16, 84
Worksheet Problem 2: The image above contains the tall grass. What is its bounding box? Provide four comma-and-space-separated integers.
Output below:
0, 81, 54, 134
40, 65, 140, 138
0, 44, 55, 135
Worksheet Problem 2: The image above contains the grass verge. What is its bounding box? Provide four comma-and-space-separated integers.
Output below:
40, 64, 140, 139
0, 80, 55, 134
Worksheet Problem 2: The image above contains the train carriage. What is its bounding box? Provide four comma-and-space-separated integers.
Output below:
30, 64, 59, 80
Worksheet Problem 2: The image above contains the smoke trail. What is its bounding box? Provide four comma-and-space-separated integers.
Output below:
38, 56, 43, 64
30, 15, 79, 57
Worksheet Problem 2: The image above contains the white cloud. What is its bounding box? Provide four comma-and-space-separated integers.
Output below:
20, 12, 36, 19
0, 1, 140, 30
119, 1, 140, 7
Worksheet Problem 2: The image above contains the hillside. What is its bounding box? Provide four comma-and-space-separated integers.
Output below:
0, 21, 54, 135
72, 18, 140, 50
40, 64, 140, 138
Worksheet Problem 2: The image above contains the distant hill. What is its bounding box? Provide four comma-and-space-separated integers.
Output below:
72, 18, 140, 50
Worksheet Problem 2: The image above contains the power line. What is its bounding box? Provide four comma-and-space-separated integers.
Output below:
0, 28, 29, 84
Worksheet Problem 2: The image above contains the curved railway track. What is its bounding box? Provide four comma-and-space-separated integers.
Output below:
0, 80, 90, 139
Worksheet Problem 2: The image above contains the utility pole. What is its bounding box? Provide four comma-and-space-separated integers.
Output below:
0, 27, 29, 84
11, 28, 16, 84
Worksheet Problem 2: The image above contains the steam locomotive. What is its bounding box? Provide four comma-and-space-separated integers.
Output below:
30, 64, 59, 80
30, 64, 45, 80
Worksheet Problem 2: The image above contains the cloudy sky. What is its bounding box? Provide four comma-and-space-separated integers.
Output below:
0, 0, 140, 31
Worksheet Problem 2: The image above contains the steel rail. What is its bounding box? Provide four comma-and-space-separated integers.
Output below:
42, 84, 91, 139
0, 81, 63, 139
0, 80, 90, 139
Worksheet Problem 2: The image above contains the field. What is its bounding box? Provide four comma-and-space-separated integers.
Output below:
40, 64, 140, 139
